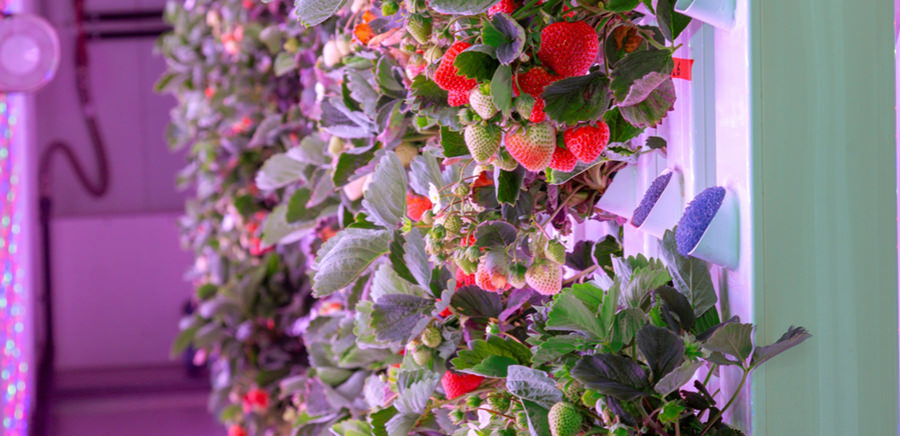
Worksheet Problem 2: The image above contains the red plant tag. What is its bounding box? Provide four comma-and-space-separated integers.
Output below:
672, 58, 694, 80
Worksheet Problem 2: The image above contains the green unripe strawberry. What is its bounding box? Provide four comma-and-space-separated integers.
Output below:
545, 239, 566, 265
581, 389, 602, 409
548, 402, 582, 436
444, 213, 462, 233
431, 225, 446, 239
406, 14, 433, 45
412, 347, 431, 366
562, 381, 583, 404
507, 262, 527, 288
328, 136, 344, 157
469, 89, 498, 120
466, 395, 483, 408
456, 255, 477, 275
421, 326, 442, 348
464, 123, 501, 164
283, 37, 300, 54
488, 394, 510, 411
450, 409, 465, 423
424, 45, 443, 64
515, 94, 536, 119
495, 148, 519, 171
381, 0, 400, 16
454, 183, 470, 197
465, 246, 480, 262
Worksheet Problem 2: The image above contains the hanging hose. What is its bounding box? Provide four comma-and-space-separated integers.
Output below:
34, 0, 110, 434
38, 0, 109, 197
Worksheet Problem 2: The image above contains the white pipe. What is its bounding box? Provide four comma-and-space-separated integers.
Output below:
674, 0, 736, 30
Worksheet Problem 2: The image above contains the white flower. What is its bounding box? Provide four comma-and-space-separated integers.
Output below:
428, 183, 442, 213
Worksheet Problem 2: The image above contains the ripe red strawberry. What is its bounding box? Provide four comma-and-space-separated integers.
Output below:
526, 257, 563, 295
529, 98, 547, 123
456, 268, 477, 288
549, 146, 577, 172
514, 67, 559, 98
441, 371, 484, 399
488, 0, 521, 16
448, 89, 470, 107
228, 425, 247, 436
407, 193, 433, 221
472, 172, 493, 188
563, 123, 610, 163
242, 388, 269, 411
434, 42, 478, 105
464, 123, 502, 163
475, 258, 509, 293
538, 21, 599, 78
504, 123, 556, 172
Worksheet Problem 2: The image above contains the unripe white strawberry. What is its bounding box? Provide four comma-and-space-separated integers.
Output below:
323, 40, 342, 67
464, 123, 501, 164
526, 257, 563, 295
469, 89, 497, 120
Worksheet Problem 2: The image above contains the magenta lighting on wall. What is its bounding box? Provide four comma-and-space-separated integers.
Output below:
0, 8, 59, 92
0, 2, 31, 435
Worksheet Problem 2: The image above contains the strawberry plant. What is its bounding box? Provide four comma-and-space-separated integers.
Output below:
160, 0, 811, 435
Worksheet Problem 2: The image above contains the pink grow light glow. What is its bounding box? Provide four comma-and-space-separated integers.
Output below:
0, 0, 31, 433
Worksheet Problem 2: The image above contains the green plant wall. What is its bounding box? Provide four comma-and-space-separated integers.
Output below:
750, 0, 898, 434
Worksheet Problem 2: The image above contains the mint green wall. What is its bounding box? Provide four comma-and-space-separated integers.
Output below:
749, 1, 898, 435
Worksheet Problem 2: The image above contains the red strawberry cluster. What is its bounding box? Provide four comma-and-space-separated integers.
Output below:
434, 42, 478, 107
406, 193, 433, 221
537, 21, 599, 78
563, 122, 610, 164
441, 371, 484, 399
242, 388, 270, 412
549, 146, 578, 172
488, 0, 521, 15
514, 67, 559, 123
228, 425, 247, 436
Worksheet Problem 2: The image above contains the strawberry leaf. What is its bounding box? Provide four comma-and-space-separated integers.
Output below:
313, 228, 393, 296
488, 13, 526, 65
506, 365, 564, 409
428, 0, 496, 15
491, 65, 514, 113
440, 126, 468, 157
362, 152, 408, 228
454, 45, 500, 81
656, 0, 692, 41
606, 0, 640, 12
619, 78, 677, 128
542, 72, 611, 125
572, 354, 652, 401
292, 0, 345, 26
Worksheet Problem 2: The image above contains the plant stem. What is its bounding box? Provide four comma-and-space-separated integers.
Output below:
698, 369, 749, 436
563, 265, 598, 285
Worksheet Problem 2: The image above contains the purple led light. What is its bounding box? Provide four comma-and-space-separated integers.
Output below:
675, 186, 726, 256
0, 0, 31, 430
631, 172, 673, 227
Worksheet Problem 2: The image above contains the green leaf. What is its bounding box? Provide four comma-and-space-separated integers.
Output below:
333, 145, 377, 187
572, 354, 652, 401
491, 65, 513, 113
604, 107, 644, 144
610, 49, 674, 103
394, 370, 441, 413
262, 203, 318, 245
404, 228, 432, 288
376, 56, 406, 96
453, 45, 500, 82
654, 360, 704, 396
532, 335, 587, 364
362, 152, 408, 228
255, 153, 305, 190
428, 0, 496, 15
654, 286, 696, 332
371, 294, 434, 342
313, 228, 393, 296
606, 0, 640, 12
609, 308, 646, 353
543, 72, 611, 125
660, 230, 717, 316
384, 412, 418, 436
636, 325, 684, 381
409, 75, 448, 110
274, 51, 297, 76
692, 307, 721, 336
451, 336, 531, 377
750, 326, 812, 369
703, 322, 754, 364
522, 400, 552, 436
450, 286, 503, 318
474, 221, 518, 248
496, 167, 524, 204
506, 365, 564, 409
656, 0, 692, 41
487, 13, 526, 65
389, 232, 418, 284
331, 419, 374, 436
286, 188, 341, 223
646, 136, 667, 150
293, 0, 345, 26
618, 78, 677, 128
171, 321, 200, 357
370, 263, 425, 301
546, 291, 606, 339
441, 126, 468, 157
408, 151, 445, 197
369, 407, 397, 436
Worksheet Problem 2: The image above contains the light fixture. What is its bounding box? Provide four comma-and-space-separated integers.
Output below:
0, 13, 60, 93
